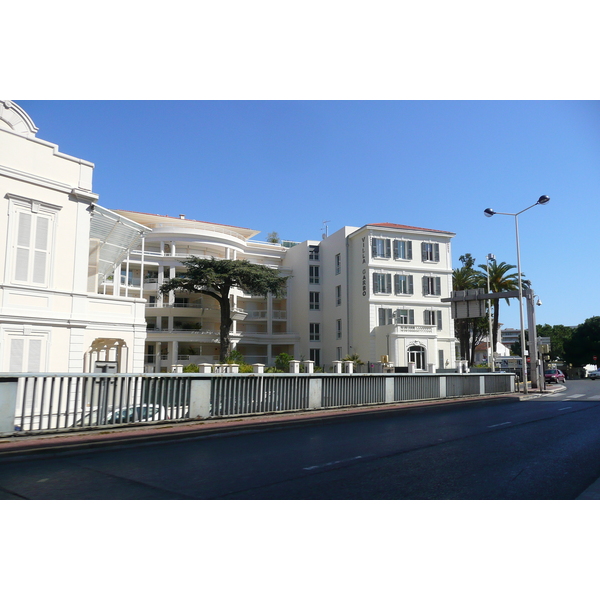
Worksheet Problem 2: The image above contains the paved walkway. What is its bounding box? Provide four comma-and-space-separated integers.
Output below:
1, 384, 597, 499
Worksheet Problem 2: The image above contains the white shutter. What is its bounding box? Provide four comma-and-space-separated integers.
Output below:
28, 339, 42, 372
10, 338, 25, 372
437, 310, 443, 330
434, 244, 440, 262
407, 241, 413, 260
15, 212, 32, 282
408, 275, 414, 294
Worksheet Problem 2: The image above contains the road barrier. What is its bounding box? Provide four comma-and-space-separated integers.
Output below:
0, 371, 515, 435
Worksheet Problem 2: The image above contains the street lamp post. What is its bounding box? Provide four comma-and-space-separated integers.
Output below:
486, 253, 496, 372
484, 195, 550, 394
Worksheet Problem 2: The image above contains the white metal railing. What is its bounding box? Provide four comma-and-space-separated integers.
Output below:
0, 372, 515, 435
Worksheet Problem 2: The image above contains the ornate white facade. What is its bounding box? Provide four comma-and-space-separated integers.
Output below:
0, 101, 148, 373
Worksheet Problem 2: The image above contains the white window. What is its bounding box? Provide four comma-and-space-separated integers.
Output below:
373, 273, 392, 294
336, 319, 342, 339
309, 265, 320, 284
309, 245, 320, 261
371, 238, 391, 259
336, 285, 342, 306
309, 291, 320, 310
393, 240, 413, 260
421, 242, 440, 262
394, 274, 413, 295
378, 308, 394, 326
12, 207, 55, 287
408, 345, 426, 370
424, 309, 443, 330
423, 276, 441, 296
395, 309, 414, 325
335, 253, 341, 275
6, 331, 48, 372
310, 323, 320, 341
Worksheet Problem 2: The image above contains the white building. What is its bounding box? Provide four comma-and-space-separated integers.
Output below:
284, 223, 456, 371
108, 210, 298, 371
0, 101, 149, 373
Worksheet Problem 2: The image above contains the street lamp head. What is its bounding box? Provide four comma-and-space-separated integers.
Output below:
536, 298, 542, 306
487, 253, 496, 261
484, 208, 495, 218
537, 195, 550, 205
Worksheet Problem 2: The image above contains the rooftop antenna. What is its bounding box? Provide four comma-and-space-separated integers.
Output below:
322, 220, 330, 239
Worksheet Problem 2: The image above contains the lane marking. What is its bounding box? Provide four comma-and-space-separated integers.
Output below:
488, 422, 511, 428
567, 394, 585, 398
552, 393, 566, 396
558, 407, 572, 411
588, 395, 600, 400
303, 455, 367, 471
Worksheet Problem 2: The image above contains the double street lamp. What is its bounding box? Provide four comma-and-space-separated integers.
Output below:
484, 195, 550, 393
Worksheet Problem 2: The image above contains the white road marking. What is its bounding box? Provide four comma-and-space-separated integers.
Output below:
567, 394, 585, 398
558, 407, 572, 411
588, 395, 600, 400
303, 455, 367, 471
488, 422, 511, 428
552, 393, 566, 396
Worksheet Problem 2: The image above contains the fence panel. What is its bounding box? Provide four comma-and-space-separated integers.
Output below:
484, 374, 514, 394
321, 375, 386, 408
445, 375, 481, 397
394, 375, 441, 402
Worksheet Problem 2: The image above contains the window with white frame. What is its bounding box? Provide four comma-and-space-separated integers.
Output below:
336, 285, 342, 306
336, 319, 342, 339
309, 322, 320, 341
373, 272, 392, 294
393, 240, 413, 260
10, 198, 59, 287
309, 265, 320, 284
335, 253, 341, 275
395, 309, 414, 325
5, 330, 49, 372
378, 308, 394, 326
371, 238, 391, 259
309, 291, 320, 310
394, 273, 413, 295
424, 309, 443, 330
422, 276, 441, 296
421, 242, 440, 262
309, 245, 320, 261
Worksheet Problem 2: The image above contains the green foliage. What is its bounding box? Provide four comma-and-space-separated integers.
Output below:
275, 352, 293, 372
266, 231, 281, 244
563, 317, 600, 367
225, 349, 245, 365
537, 323, 573, 361
183, 363, 199, 373
342, 354, 364, 368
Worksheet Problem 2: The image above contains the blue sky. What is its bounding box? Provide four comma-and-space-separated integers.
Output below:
15, 100, 600, 330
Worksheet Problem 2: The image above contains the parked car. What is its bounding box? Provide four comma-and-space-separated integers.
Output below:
588, 370, 600, 380
544, 369, 565, 384
76, 404, 168, 427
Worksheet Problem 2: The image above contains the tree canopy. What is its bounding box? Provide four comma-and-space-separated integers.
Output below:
563, 317, 600, 367
160, 257, 289, 362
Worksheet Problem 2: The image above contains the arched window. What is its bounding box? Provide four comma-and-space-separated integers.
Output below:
407, 345, 426, 370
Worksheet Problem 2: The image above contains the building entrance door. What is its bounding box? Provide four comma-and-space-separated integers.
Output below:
407, 345, 426, 370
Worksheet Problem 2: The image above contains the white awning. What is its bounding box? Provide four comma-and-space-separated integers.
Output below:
89, 204, 150, 279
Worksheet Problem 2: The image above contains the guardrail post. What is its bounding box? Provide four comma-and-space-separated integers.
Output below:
198, 363, 212, 373
302, 360, 314, 374
0, 379, 18, 434
189, 378, 212, 419
440, 376, 447, 398
343, 361, 354, 374
308, 376, 322, 409
253, 364, 265, 373
408, 362, 416, 373
479, 376, 485, 395
385, 376, 395, 403
332, 361, 342, 373
289, 360, 300, 373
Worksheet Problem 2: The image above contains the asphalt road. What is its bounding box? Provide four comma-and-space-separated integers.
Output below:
2, 380, 600, 499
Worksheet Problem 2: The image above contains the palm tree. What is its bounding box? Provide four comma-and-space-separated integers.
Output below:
476, 261, 530, 352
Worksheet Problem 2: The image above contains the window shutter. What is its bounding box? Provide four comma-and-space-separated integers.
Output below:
437, 310, 443, 330
409, 309, 414, 324
393, 240, 399, 259
10, 338, 25, 372
385, 239, 391, 258
385, 274, 392, 293
434, 243, 440, 262
15, 212, 32, 282
422, 276, 429, 295
373, 273, 380, 293
28, 339, 42, 372
408, 275, 413, 294
435, 277, 441, 296
394, 274, 400, 294
424, 310, 430, 325
421, 242, 427, 261
407, 241, 413, 260
371, 238, 377, 258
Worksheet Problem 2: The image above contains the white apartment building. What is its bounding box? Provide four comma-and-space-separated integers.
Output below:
108, 210, 298, 371
285, 223, 456, 371
0, 101, 149, 373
